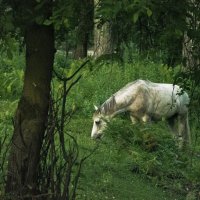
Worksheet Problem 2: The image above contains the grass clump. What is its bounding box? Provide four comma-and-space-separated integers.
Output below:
1, 52, 200, 199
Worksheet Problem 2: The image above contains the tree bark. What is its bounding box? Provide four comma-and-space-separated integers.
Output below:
93, 21, 113, 58
5, 23, 55, 198
182, 0, 200, 69
73, 0, 94, 59
93, 0, 112, 58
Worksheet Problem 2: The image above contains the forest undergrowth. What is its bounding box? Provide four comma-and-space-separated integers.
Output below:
0, 51, 200, 199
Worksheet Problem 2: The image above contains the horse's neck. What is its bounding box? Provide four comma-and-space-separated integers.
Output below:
112, 107, 128, 117
100, 96, 117, 117
113, 90, 135, 114
101, 83, 139, 117
101, 95, 130, 118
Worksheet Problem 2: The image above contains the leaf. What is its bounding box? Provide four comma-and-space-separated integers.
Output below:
133, 12, 139, 23
35, 16, 44, 25
63, 18, 69, 28
7, 49, 13, 59
146, 8, 152, 17
35, 0, 46, 11
5, 111, 10, 117
175, 29, 183, 37
43, 19, 53, 26
17, 70, 24, 80
7, 84, 12, 93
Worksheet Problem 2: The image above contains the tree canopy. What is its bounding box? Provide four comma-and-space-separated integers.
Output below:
1, 0, 200, 199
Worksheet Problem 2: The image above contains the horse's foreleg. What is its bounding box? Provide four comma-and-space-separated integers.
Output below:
130, 114, 150, 124
141, 114, 151, 123
130, 115, 138, 124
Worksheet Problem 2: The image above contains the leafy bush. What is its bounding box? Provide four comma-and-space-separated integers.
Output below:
0, 45, 24, 100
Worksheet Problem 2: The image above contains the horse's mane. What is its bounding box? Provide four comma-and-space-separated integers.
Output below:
100, 95, 117, 115
96, 80, 155, 116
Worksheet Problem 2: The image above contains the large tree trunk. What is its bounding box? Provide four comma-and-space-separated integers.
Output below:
5, 24, 55, 198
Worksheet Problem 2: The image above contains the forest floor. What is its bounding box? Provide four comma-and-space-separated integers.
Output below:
68, 118, 185, 200
1, 59, 199, 199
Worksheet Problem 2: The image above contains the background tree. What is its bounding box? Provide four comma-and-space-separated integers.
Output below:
94, 0, 186, 65
73, 0, 94, 59
0, 0, 16, 58
182, 0, 200, 70
93, 0, 114, 58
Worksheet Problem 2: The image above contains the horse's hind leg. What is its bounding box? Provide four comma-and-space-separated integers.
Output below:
167, 114, 178, 137
178, 113, 191, 148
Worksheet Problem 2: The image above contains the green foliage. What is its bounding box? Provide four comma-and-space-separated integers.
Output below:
0, 1, 15, 38
1, 0, 200, 198
0, 101, 18, 193
95, 0, 187, 66
68, 118, 184, 200
0, 44, 24, 192
104, 119, 191, 191
0, 45, 24, 100
64, 57, 199, 199
67, 58, 175, 116
1, 50, 200, 199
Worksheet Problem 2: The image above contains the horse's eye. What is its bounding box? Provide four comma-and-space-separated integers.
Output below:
95, 120, 101, 125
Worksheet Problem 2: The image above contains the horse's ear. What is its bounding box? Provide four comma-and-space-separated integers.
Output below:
94, 105, 99, 111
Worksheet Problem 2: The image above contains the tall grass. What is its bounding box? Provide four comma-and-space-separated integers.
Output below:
64, 58, 199, 199
1, 51, 200, 199
67, 59, 176, 116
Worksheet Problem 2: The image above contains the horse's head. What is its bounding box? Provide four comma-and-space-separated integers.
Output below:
91, 106, 107, 139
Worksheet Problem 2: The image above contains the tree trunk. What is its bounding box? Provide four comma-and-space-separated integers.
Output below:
182, 30, 200, 70
93, 0, 113, 58
182, 0, 200, 69
5, 24, 55, 198
93, 21, 113, 58
73, 33, 88, 59
73, 0, 94, 59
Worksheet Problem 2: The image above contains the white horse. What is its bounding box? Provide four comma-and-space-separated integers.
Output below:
91, 80, 190, 147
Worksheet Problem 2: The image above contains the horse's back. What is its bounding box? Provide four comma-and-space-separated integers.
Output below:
146, 81, 189, 117
120, 80, 189, 119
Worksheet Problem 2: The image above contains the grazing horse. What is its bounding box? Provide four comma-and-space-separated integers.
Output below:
91, 80, 190, 147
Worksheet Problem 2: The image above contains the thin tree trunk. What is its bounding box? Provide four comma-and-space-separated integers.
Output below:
73, 34, 88, 59
93, 0, 112, 58
182, 0, 200, 69
93, 21, 113, 58
6, 24, 55, 198
73, 0, 94, 59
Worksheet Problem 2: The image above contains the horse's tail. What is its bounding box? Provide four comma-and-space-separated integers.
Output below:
178, 111, 191, 149
185, 112, 191, 145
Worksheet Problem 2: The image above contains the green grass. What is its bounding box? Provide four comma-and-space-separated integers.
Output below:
1, 56, 200, 199
63, 60, 199, 199
67, 118, 185, 200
